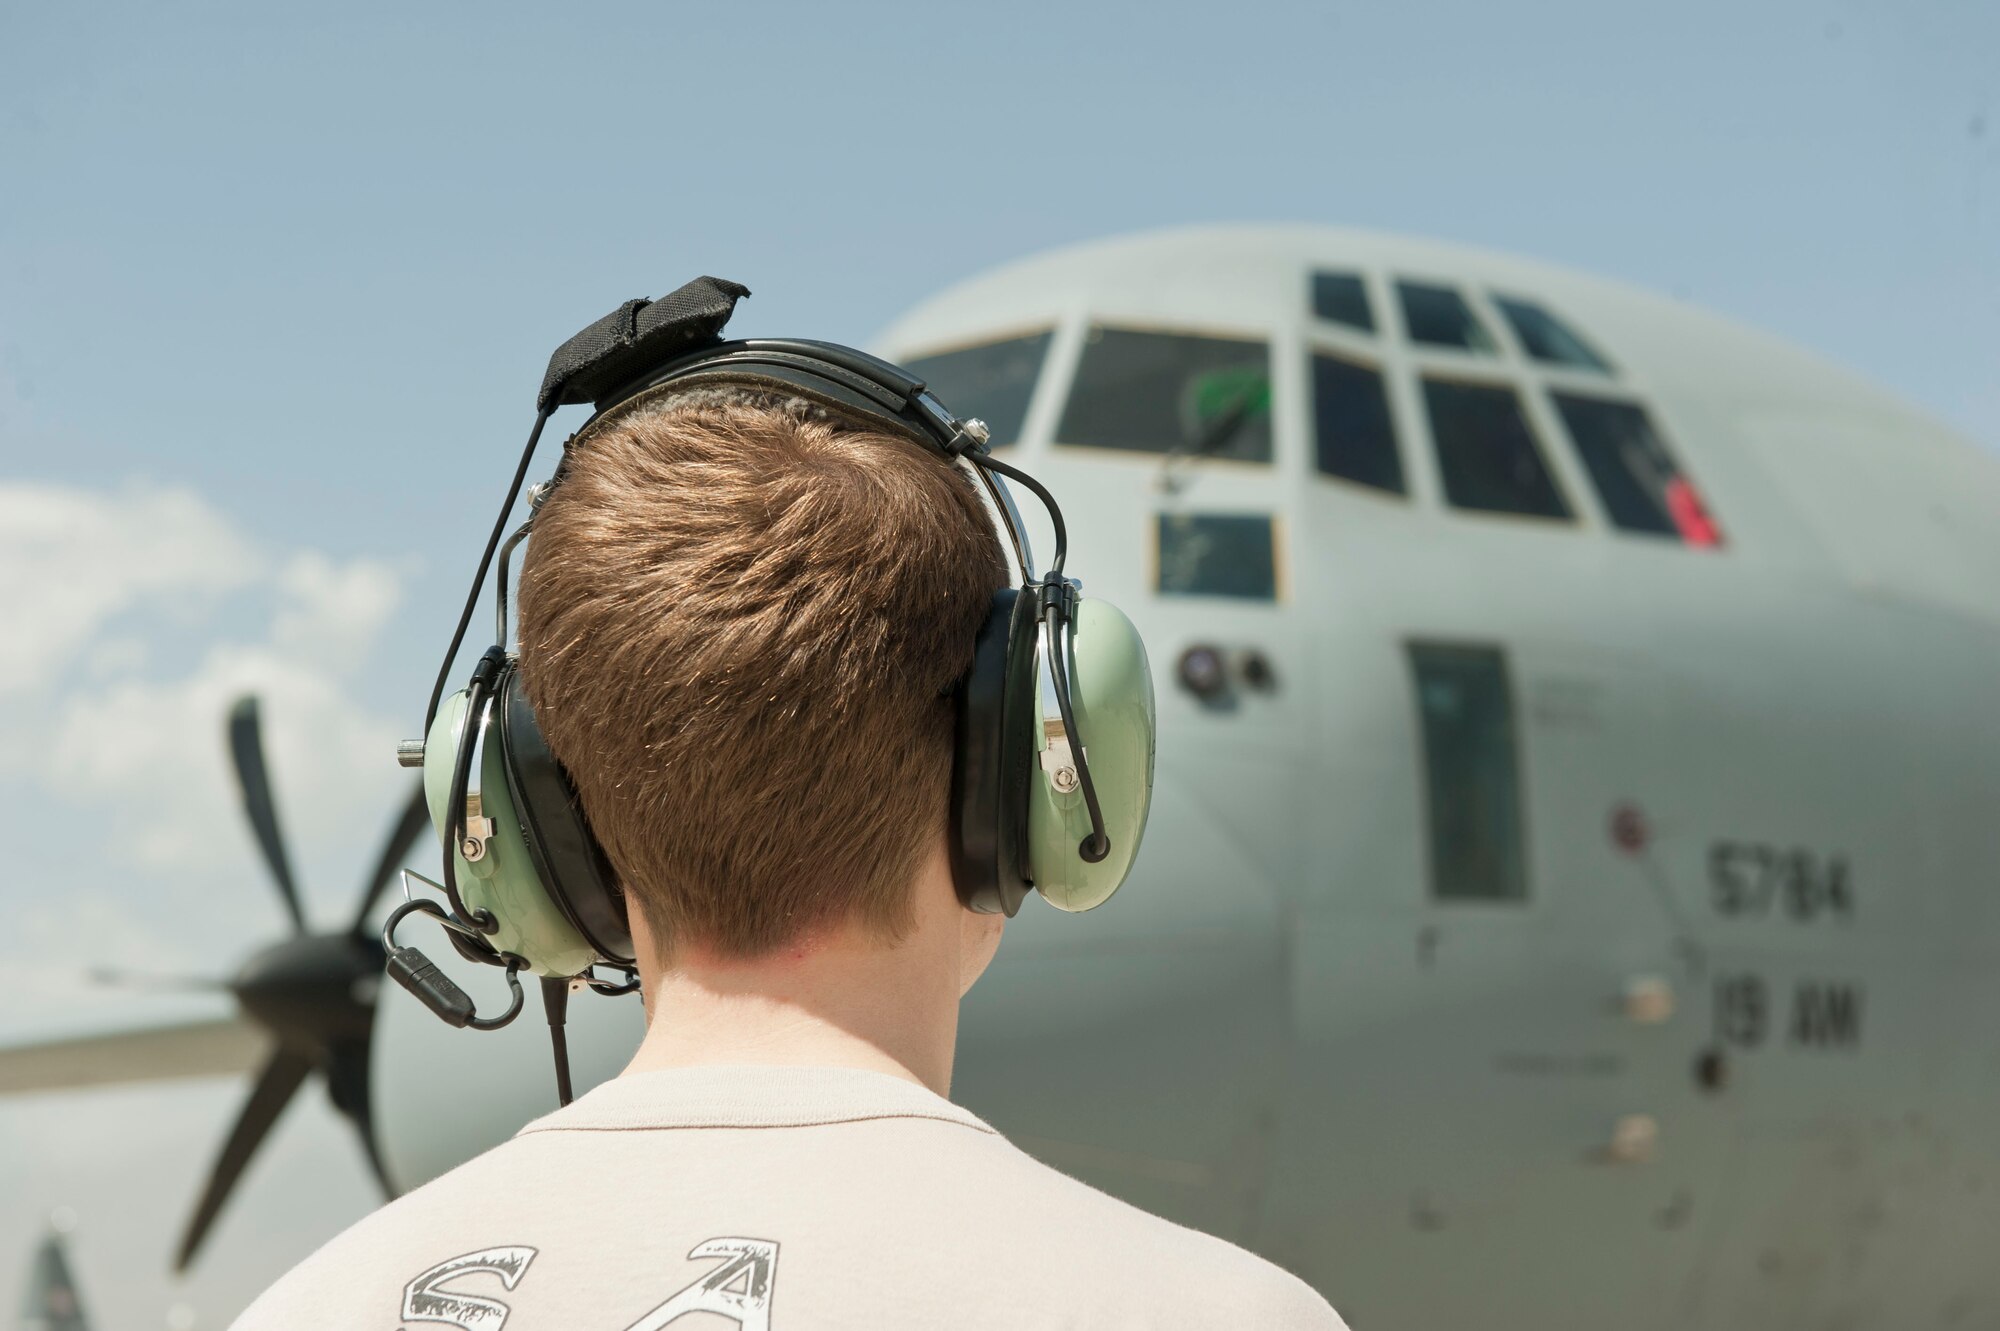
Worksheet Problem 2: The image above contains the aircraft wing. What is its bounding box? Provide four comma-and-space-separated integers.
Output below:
0, 1017, 266, 1095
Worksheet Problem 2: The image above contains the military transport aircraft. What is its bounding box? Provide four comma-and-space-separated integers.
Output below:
5, 225, 1998, 1331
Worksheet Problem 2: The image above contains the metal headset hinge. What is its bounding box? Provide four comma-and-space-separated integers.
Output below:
468, 643, 509, 690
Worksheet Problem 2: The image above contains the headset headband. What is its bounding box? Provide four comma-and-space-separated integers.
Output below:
386, 279, 1154, 1104
418, 280, 1108, 949
571, 339, 1039, 584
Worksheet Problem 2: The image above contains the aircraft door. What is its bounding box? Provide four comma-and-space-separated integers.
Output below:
1258, 635, 1727, 1331
1499, 641, 1731, 1321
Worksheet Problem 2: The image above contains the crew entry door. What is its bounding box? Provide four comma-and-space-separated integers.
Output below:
1281, 638, 1724, 1330
1413, 638, 1724, 1327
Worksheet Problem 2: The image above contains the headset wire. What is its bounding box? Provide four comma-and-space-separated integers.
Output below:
971, 451, 1110, 860
540, 976, 574, 1107
426, 407, 556, 737
974, 451, 1068, 577
1042, 615, 1110, 861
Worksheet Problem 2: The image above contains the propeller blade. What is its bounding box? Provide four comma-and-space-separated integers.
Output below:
227, 695, 306, 933
0, 1017, 264, 1096
348, 783, 432, 938
173, 1046, 313, 1272
87, 967, 230, 993
324, 1038, 396, 1198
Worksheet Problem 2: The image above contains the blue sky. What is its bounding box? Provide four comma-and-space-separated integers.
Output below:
1, 0, 1994, 1323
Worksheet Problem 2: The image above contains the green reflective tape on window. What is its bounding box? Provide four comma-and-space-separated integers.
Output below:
1060, 326, 1273, 462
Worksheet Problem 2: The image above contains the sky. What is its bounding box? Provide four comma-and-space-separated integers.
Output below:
0, 0, 1994, 1323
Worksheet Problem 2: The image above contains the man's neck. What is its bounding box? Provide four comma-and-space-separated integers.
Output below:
623, 912, 964, 1097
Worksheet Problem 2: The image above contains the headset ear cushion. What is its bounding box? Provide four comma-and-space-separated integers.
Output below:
494, 667, 634, 967
951, 588, 1040, 915
420, 683, 601, 977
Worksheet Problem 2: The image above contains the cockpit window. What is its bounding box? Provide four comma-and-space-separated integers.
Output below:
1420, 378, 1572, 520
902, 330, 1053, 448
1492, 296, 1613, 373
1311, 352, 1404, 495
1551, 392, 1723, 546
1397, 281, 1497, 353
1155, 512, 1278, 601
1408, 643, 1528, 902
1311, 271, 1375, 333
1058, 326, 1273, 463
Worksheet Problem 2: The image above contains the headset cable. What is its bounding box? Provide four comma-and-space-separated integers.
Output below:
539, 975, 575, 1107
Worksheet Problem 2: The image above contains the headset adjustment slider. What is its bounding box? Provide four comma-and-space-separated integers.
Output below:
1040, 716, 1082, 794
941, 417, 992, 458
459, 793, 495, 862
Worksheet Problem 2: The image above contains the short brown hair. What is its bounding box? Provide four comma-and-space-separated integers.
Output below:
517, 389, 1007, 958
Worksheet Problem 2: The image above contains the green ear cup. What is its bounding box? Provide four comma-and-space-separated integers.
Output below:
1027, 599, 1156, 912
422, 690, 598, 978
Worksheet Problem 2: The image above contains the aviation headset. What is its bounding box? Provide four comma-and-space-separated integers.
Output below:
384, 277, 1155, 1082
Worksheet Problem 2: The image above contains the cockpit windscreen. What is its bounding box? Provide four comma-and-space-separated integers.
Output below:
902, 331, 1053, 448
1058, 326, 1273, 463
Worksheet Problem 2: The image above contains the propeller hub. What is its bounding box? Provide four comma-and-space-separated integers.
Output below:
231, 934, 382, 1049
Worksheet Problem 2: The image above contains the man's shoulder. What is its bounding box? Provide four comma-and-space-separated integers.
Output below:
231, 1086, 1348, 1329
982, 1140, 1346, 1326
230, 1137, 527, 1328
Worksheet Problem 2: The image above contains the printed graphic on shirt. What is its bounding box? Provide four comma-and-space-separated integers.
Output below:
400, 1246, 538, 1331
621, 1237, 780, 1331
393, 1237, 779, 1331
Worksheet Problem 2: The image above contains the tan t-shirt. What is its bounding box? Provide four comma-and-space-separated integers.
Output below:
233, 1064, 1346, 1330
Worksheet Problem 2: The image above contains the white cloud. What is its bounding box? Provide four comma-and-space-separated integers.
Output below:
1, 889, 224, 1043
50, 640, 404, 874
0, 483, 254, 695
0, 479, 420, 1325
271, 550, 402, 672
0, 479, 410, 893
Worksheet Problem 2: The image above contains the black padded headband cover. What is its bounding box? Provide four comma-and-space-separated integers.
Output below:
586, 353, 935, 454
538, 276, 751, 413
